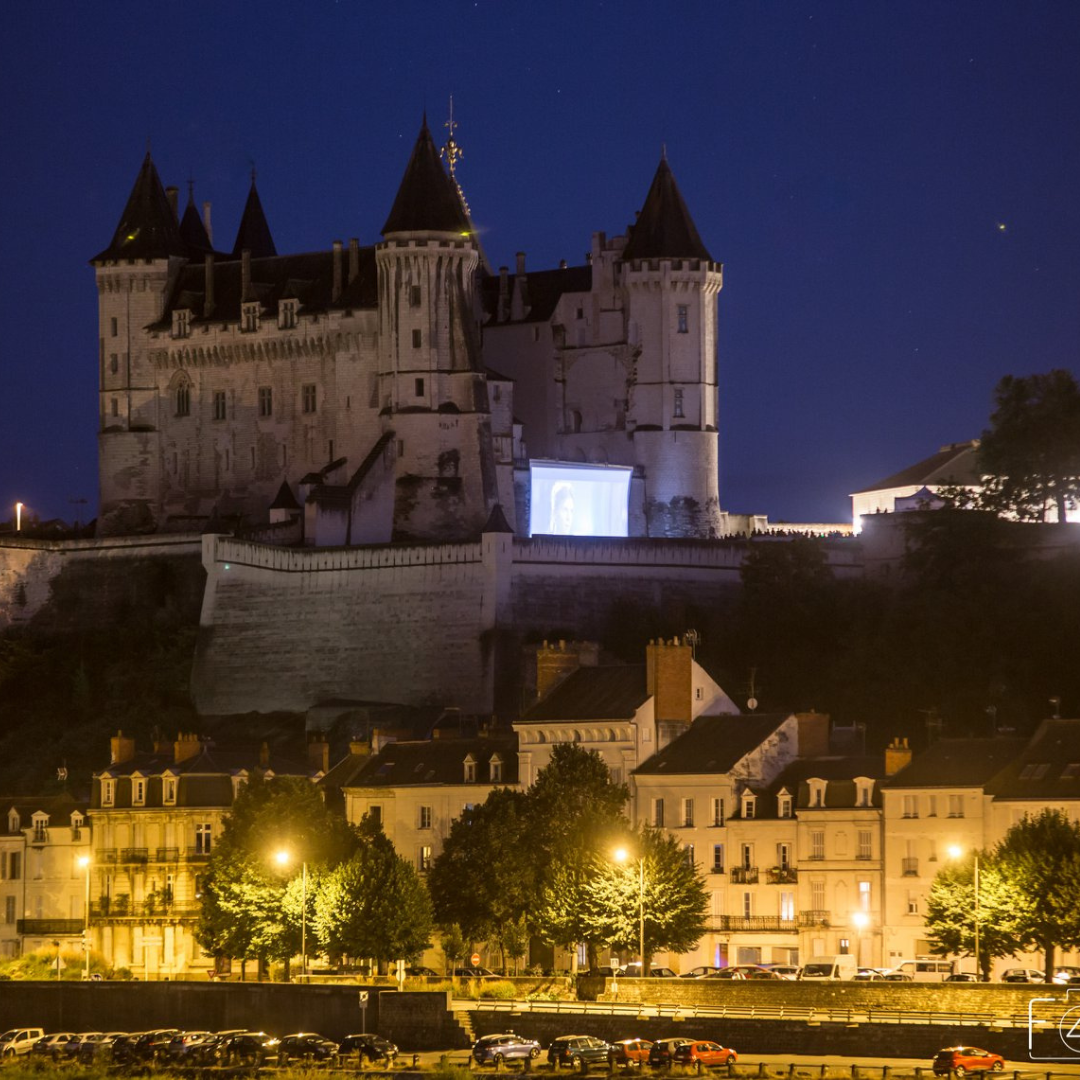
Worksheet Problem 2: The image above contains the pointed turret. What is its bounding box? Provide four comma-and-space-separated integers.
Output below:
179, 183, 215, 256
621, 156, 712, 263
232, 173, 277, 258
91, 152, 187, 262
382, 117, 471, 236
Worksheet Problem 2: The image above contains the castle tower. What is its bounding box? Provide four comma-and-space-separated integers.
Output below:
90, 153, 190, 535
622, 156, 723, 538
376, 117, 498, 541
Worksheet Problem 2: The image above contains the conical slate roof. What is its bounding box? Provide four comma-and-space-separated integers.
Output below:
232, 176, 277, 258
382, 117, 472, 236
621, 156, 713, 263
91, 152, 188, 262
179, 186, 215, 256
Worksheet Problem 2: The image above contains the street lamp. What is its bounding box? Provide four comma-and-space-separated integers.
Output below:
614, 847, 646, 978
77, 855, 91, 980
275, 850, 307, 979
851, 910, 869, 969
948, 845, 980, 978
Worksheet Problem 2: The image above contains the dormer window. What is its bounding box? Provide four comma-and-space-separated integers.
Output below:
241, 301, 260, 333
778, 791, 793, 819
279, 299, 298, 330
464, 755, 477, 784
231, 772, 247, 801
163, 776, 177, 805
742, 793, 756, 820
70, 812, 84, 841
31, 813, 48, 844
490, 754, 503, 784
132, 777, 146, 807
855, 778, 873, 807
101, 779, 116, 808
172, 309, 191, 338
808, 779, 826, 808
7, 810, 19, 834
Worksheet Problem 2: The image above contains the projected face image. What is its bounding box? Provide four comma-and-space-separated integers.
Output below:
550, 482, 575, 534
529, 462, 632, 538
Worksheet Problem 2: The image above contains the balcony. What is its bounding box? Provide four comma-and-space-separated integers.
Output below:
91, 899, 199, 921
902, 857, 919, 876
716, 916, 796, 932
797, 909, 830, 927
729, 866, 759, 884
16, 919, 82, 935
766, 867, 798, 884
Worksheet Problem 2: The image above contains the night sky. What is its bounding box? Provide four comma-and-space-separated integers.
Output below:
2, 1, 1078, 528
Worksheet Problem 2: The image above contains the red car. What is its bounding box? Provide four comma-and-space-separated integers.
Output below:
671, 1041, 738, 1068
932, 1047, 1005, 1076
609, 1039, 653, 1066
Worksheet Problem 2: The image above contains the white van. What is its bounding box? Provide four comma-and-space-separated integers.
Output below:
799, 955, 858, 980
885, 957, 955, 982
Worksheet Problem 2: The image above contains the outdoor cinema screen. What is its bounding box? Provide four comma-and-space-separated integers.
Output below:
529, 461, 632, 538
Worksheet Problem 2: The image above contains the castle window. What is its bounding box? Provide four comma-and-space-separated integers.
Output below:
241, 302, 259, 333
673, 388, 684, 418
279, 299, 297, 330
410, 285, 422, 307
415, 377, 425, 397
110, 353, 119, 374
111, 398, 119, 417
213, 391, 227, 421
101, 780, 115, 807
110, 317, 118, 337
258, 387, 272, 417
677, 304, 689, 333
302, 384, 317, 414
412, 329, 422, 348
175, 383, 190, 418
172, 309, 191, 338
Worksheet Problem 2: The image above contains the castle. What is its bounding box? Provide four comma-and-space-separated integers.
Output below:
91, 117, 729, 542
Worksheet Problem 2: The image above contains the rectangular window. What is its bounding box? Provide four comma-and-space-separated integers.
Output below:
927, 794, 938, 817
258, 386, 273, 417
163, 778, 177, 805
711, 798, 725, 827
780, 890, 795, 921
948, 794, 964, 818
279, 300, 297, 330
132, 779, 145, 806
777, 843, 790, 870
677, 305, 688, 333
110, 317, 118, 337
811, 880, 825, 911
902, 795, 918, 819
3, 896, 14, 924
194, 823, 212, 856
102, 780, 115, 807
743, 797, 756, 820
858, 880, 872, 911
175, 384, 191, 417
742, 891, 753, 918
682, 798, 694, 828
653, 798, 664, 828
779, 795, 792, 819
711, 844, 724, 873
419, 806, 432, 830
684, 844, 695, 868
213, 391, 227, 421
32, 822, 47, 844
810, 830, 824, 860
9, 854, 20, 881
302, 384, 316, 413
415, 377, 425, 397
857, 830, 872, 860
172, 310, 191, 338
741, 843, 753, 870
111, 398, 119, 417
419, 845, 432, 872
907, 894, 919, 915
673, 387, 684, 418
410, 285, 422, 307
412, 329, 422, 348
242, 303, 259, 333
110, 353, 119, 374
369, 806, 382, 827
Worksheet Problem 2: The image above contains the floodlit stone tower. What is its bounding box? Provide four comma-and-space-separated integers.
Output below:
376, 117, 499, 541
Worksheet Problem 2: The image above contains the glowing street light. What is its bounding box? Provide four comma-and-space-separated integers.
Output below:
948, 844, 980, 978
614, 847, 647, 978
275, 850, 307, 979
15, 502, 23, 532
77, 855, 91, 980
851, 910, 869, 968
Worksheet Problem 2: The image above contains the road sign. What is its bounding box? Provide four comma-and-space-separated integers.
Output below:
470, 952, 481, 966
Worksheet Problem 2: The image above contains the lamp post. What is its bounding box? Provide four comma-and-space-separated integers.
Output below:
851, 910, 869, 969
275, 850, 307, 979
948, 845, 980, 978
614, 847, 646, 977
77, 855, 91, 980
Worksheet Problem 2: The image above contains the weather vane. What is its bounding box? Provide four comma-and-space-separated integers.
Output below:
440, 95, 471, 217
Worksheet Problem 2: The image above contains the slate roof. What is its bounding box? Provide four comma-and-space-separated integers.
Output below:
852, 441, 981, 495
480, 264, 593, 324
179, 188, 215, 256
269, 481, 302, 512
519, 665, 649, 723
3, 793, 88, 832
634, 713, 790, 776
91, 152, 190, 262
232, 177, 277, 258
984, 719, 1080, 799
340, 735, 518, 789
621, 157, 713, 263
770, 755, 885, 810
382, 117, 472, 236
882, 737, 1026, 789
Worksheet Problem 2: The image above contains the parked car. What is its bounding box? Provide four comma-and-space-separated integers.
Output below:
671, 1041, 739, 1068
548, 1035, 612, 1069
187, 1031, 249, 1066
473, 1034, 542, 1067
163, 1032, 212, 1063
133, 1029, 182, 1063
589, 965, 624, 977
853, 969, 887, 981
1001, 968, 1045, 983
932, 1047, 1005, 1076
883, 972, 913, 982
680, 966, 723, 978
764, 965, 801, 980
742, 967, 783, 980
454, 966, 499, 979
407, 965, 439, 976
945, 973, 987, 983
216, 1032, 280, 1066
622, 962, 678, 978
0, 1029, 44, 1057
1053, 967, 1080, 984
608, 1039, 654, 1067
278, 1033, 339, 1063
648, 1039, 694, 1067
64, 1034, 103, 1059
338, 1034, 399, 1063
77, 1033, 128, 1064
31, 1034, 78, 1061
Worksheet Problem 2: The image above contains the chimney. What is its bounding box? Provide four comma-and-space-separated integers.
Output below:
308, 734, 329, 774
204, 254, 215, 318
174, 732, 201, 764
165, 186, 179, 221
241, 249, 253, 302
795, 712, 831, 758
497, 266, 509, 323
885, 736, 913, 777
349, 739, 369, 758
259, 741, 270, 768
332, 240, 343, 303
559, 259, 567, 270
536, 640, 599, 701
110, 730, 136, 765
348, 238, 360, 284
646, 638, 693, 723
152, 732, 170, 755
202, 201, 213, 243
515, 251, 526, 275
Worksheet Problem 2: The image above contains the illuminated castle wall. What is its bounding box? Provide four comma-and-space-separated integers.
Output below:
92, 120, 728, 542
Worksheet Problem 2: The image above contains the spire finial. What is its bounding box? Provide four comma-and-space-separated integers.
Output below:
440, 94, 471, 217
661, 142, 668, 162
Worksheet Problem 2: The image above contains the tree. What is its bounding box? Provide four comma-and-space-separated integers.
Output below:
993, 809, 1080, 978
976, 369, 1080, 522
924, 852, 1021, 979
312, 831, 432, 969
